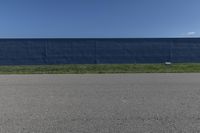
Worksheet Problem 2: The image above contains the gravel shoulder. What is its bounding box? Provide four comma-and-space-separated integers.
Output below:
0, 74, 200, 133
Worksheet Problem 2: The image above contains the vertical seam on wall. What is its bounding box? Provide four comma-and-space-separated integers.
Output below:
170, 39, 173, 63
44, 39, 47, 64
95, 40, 97, 64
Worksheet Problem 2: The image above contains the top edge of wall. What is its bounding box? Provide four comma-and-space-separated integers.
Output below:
0, 37, 200, 40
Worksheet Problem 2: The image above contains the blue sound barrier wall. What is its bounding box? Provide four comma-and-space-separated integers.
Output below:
0, 38, 200, 65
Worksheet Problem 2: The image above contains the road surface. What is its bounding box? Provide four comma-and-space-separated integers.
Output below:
0, 74, 200, 133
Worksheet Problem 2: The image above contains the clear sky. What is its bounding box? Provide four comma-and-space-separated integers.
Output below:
0, 0, 199, 38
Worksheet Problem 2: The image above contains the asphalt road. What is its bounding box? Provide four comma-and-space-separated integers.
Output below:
0, 74, 200, 133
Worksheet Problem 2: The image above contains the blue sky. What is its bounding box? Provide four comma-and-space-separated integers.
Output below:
0, 0, 199, 38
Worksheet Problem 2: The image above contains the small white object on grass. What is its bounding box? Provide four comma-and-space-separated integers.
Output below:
165, 62, 172, 65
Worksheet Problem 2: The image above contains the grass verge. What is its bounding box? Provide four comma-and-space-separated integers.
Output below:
0, 64, 199, 74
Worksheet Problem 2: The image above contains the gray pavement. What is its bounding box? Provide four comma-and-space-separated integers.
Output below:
0, 74, 200, 133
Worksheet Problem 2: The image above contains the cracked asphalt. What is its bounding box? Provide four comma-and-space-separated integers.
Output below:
0, 74, 200, 133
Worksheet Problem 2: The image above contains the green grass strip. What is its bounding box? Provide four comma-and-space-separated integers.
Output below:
0, 64, 199, 74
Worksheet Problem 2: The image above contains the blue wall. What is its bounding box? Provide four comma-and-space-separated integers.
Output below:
0, 38, 200, 65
